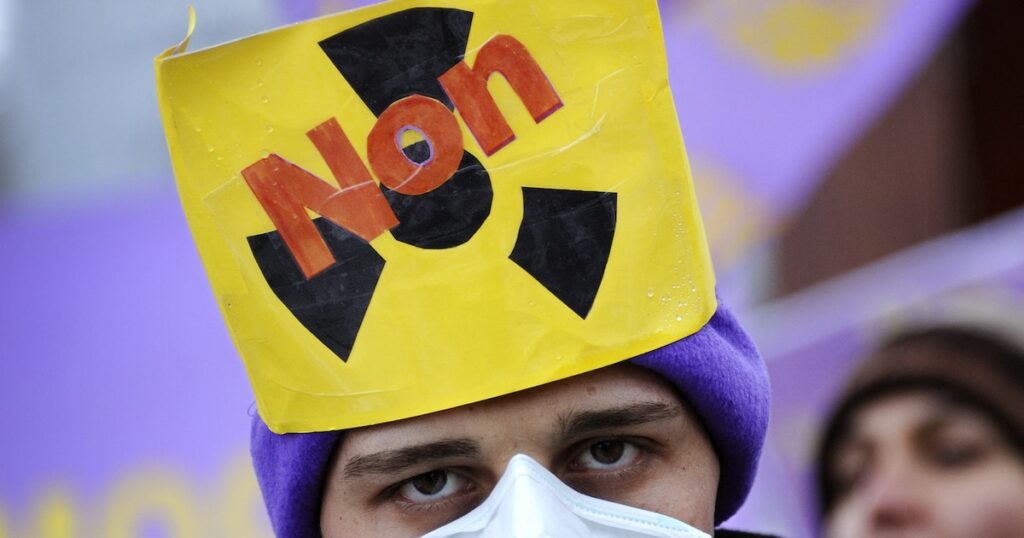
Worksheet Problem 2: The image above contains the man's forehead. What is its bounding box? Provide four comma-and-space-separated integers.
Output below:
846, 390, 990, 440
342, 363, 683, 450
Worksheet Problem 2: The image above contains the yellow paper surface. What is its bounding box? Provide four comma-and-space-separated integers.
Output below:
156, 0, 716, 434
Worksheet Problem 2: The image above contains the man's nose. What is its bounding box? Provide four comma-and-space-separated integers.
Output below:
501, 457, 593, 536
863, 464, 931, 531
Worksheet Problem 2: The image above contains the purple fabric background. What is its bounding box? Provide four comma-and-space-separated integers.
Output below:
663, 0, 973, 214
0, 192, 258, 531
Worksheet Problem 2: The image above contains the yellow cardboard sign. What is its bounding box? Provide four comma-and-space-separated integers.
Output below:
156, 0, 716, 434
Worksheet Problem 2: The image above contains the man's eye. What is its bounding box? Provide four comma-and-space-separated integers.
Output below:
396, 470, 467, 504
929, 441, 985, 470
572, 440, 640, 471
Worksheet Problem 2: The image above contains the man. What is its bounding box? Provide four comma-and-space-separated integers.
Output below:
254, 304, 771, 536
816, 326, 1024, 537
157, 1, 776, 535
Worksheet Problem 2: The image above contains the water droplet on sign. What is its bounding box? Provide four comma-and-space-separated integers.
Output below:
646, 289, 655, 298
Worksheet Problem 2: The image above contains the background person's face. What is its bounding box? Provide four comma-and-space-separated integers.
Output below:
825, 390, 1024, 538
319, 363, 719, 536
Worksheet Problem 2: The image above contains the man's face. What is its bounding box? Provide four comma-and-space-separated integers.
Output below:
320, 363, 719, 536
825, 390, 1024, 538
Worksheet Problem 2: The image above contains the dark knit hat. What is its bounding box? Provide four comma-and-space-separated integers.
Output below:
815, 325, 1024, 516
251, 300, 770, 537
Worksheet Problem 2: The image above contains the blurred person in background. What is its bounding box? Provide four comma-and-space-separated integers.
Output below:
815, 326, 1024, 537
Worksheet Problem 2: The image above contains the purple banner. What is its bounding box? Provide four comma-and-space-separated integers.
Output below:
663, 0, 974, 289
276, 0, 371, 22
0, 192, 270, 535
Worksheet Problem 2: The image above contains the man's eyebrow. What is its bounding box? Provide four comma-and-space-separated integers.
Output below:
343, 438, 481, 479
916, 400, 980, 435
559, 401, 681, 439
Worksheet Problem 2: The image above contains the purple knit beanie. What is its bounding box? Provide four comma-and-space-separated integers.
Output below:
251, 300, 770, 537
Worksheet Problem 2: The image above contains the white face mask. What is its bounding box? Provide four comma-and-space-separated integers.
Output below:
421, 454, 712, 538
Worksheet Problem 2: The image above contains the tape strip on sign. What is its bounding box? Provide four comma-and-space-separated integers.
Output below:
155, 0, 717, 434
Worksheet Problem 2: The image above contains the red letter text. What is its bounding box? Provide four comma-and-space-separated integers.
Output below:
439, 35, 563, 156
242, 118, 398, 279
367, 95, 465, 195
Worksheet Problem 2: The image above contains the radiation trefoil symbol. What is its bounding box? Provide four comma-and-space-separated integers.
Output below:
242, 8, 617, 362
